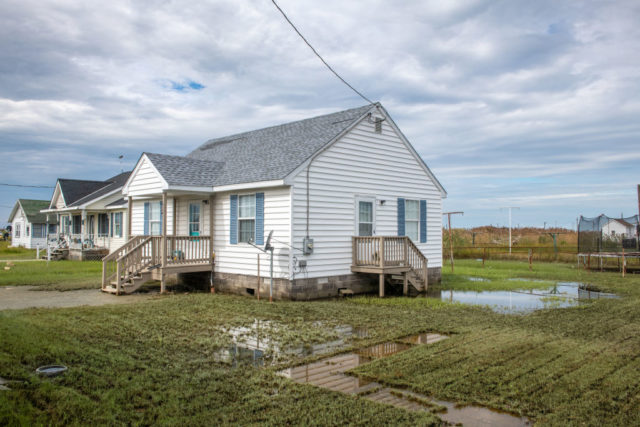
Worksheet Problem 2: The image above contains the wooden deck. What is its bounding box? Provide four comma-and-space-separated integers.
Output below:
351, 236, 428, 296
102, 235, 214, 294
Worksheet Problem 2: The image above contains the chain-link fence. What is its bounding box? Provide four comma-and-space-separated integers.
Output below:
578, 214, 639, 253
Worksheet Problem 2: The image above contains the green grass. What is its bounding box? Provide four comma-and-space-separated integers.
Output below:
0, 260, 102, 291
2, 260, 640, 425
0, 241, 37, 260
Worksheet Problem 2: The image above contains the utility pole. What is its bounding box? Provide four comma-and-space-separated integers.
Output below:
500, 207, 520, 254
443, 211, 464, 272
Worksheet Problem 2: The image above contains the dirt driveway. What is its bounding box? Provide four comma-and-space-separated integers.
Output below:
0, 286, 155, 310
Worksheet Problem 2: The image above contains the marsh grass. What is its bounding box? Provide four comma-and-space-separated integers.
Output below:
0, 260, 102, 290
2, 260, 640, 425
0, 241, 36, 260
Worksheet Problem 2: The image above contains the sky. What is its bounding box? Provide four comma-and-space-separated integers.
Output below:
1, 0, 639, 229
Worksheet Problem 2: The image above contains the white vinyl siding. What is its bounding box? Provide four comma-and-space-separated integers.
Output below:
213, 187, 290, 279
126, 156, 165, 196
291, 116, 443, 278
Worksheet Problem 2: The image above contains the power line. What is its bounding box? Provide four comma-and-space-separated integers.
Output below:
270, 0, 374, 105
0, 183, 54, 189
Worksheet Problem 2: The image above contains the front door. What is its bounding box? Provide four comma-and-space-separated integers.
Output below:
356, 197, 375, 236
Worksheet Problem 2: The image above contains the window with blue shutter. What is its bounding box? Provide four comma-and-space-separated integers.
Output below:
419, 200, 427, 243
255, 193, 264, 245
230, 195, 238, 244
144, 201, 162, 235
397, 198, 405, 236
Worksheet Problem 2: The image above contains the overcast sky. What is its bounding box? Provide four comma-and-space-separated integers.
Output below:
1, 0, 639, 228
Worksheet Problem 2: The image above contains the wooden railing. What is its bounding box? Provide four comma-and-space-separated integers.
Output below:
352, 236, 428, 286
102, 235, 147, 290
166, 236, 212, 265
102, 235, 213, 293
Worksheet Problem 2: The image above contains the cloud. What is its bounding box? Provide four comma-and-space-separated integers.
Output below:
0, 0, 639, 227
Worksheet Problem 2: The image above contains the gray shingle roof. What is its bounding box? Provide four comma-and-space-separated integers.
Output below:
68, 172, 131, 207
58, 179, 106, 206
182, 104, 374, 186
144, 153, 224, 186
105, 198, 127, 208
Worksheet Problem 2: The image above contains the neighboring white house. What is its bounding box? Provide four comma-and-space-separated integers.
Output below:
42, 172, 131, 259
109, 103, 446, 299
602, 218, 636, 239
7, 199, 53, 249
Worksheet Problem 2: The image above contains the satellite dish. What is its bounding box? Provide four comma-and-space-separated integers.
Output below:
265, 230, 274, 251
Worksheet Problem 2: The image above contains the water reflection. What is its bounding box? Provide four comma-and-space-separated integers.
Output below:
428, 282, 617, 313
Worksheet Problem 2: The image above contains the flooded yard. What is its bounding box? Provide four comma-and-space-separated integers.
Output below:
431, 281, 617, 313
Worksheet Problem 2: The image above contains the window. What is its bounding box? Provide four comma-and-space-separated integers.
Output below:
189, 203, 201, 236
405, 200, 419, 241
26, 226, 30, 237
149, 202, 162, 235
113, 212, 123, 238
48, 224, 57, 235
238, 194, 256, 243
72, 215, 82, 234
98, 213, 109, 236
358, 200, 374, 236
32, 224, 46, 238
15, 224, 20, 238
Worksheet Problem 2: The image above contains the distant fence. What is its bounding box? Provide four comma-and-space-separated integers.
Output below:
449, 246, 578, 263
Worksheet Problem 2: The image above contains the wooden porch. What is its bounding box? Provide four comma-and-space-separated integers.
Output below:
351, 236, 428, 297
102, 235, 214, 294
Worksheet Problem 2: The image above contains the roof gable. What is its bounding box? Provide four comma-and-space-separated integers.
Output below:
8, 199, 49, 223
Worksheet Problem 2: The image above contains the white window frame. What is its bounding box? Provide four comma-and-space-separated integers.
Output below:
148, 201, 162, 236
404, 199, 420, 242
238, 194, 256, 243
355, 196, 376, 236
113, 212, 123, 238
189, 202, 201, 236
15, 224, 21, 238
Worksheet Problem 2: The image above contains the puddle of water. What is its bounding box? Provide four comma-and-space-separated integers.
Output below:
279, 333, 530, 426
467, 276, 490, 282
213, 321, 370, 367
430, 282, 617, 313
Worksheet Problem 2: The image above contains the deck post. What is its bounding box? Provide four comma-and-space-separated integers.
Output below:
423, 258, 428, 291
101, 259, 107, 290
209, 194, 215, 293
403, 272, 408, 296
379, 273, 385, 297
404, 237, 408, 266
352, 237, 356, 266
161, 192, 168, 293
379, 237, 384, 268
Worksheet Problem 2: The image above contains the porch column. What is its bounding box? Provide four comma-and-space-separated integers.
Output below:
209, 194, 215, 293
127, 196, 132, 239
81, 210, 87, 249
161, 192, 168, 293
379, 274, 385, 297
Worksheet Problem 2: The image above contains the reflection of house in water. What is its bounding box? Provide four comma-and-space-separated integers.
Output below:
213, 320, 363, 366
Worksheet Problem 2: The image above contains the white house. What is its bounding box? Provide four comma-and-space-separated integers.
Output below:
43, 172, 131, 259
7, 199, 53, 249
602, 218, 636, 240
106, 103, 446, 299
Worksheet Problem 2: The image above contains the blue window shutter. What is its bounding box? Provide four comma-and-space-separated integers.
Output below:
110, 213, 113, 237
397, 198, 405, 236
255, 192, 264, 245
419, 200, 427, 243
230, 195, 238, 244
143, 202, 149, 235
